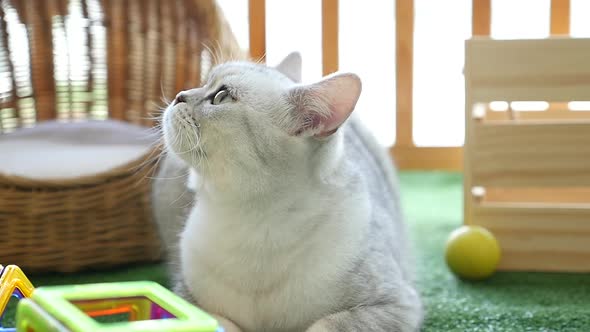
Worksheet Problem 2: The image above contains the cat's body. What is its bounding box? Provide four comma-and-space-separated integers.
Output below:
153, 53, 422, 332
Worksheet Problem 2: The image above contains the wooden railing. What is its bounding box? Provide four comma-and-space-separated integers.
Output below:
247, 0, 573, 171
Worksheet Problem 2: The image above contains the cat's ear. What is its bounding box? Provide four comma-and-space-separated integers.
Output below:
286, 73, 361, 138
275, 52, 302, 83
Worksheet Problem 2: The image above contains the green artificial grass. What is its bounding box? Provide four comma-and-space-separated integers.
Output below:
402, 172, 590, 332
2, 172, 590, 331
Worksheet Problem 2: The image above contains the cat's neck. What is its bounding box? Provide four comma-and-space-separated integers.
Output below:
199, 169, 318, 207
197, 134, 347, 206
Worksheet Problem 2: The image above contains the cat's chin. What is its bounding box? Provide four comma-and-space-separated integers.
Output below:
164, 143, 207, 175
180, 151, 207, 170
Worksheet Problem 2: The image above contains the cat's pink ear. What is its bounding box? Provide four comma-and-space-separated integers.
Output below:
287, 73, 362, 137
275, 52, 302, 83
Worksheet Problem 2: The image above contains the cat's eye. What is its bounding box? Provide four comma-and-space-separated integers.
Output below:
212, 89, 231, 105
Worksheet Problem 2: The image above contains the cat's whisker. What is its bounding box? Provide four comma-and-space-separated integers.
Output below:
214, 40, 224, 64
173, 124, 204, 154
182, 135, 203, 156
163, 123, 184, 150
128, 135, 166, 174
196, 136, 211, 172
134, 145, 164, 172
146, 171, 191, 181
135, 155, 161, 187
147, 125, 163, 136
171, 125, 206, 170
178, 195, 196, 210
203, 43, 218, 66
160, 80, 172, 105
253, 52, 266, 65
148, 100, 169, 115
135, 127, 176, 183
171, 125, 201, 157
152, 148, 169, 171
202, 43, 212, 62
214, 40, 226, 64
170, 131, 183, 150
169, 182, 192, 207
142, 111, 166, 122
132, 129, 161, 142
137, 147, 167, 183
208, 43, 219, 65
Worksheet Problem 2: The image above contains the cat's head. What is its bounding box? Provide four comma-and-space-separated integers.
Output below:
162, 52, 361, 184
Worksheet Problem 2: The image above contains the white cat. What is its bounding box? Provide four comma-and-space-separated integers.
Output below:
154, 53, 423, 332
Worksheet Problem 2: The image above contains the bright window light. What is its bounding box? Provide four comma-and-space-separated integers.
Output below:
491, 0, 550, 39
339, 0, 396, 147
510, 101, 549, 111
413, 0, 471, 147
216, 0, 250, 50
571, 0, 590, 37
568, 101, 590, 111
265, 0, 322, 83
489, 101, 509, 111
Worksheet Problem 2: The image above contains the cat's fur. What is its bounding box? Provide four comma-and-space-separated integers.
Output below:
152, 53, 423, 332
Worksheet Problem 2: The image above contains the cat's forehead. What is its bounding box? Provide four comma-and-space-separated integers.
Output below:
207, 61, 293, 87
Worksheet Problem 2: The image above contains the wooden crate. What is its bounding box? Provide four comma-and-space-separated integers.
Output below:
464, 37, 590, 272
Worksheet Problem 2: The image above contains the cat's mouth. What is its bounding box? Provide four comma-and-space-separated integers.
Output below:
168, 103, 201, 130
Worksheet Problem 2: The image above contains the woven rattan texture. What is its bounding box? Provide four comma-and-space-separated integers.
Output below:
0, 149, 162, 272
0, 0, 242, 132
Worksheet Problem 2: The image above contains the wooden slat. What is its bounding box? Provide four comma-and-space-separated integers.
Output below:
147, 0, 161, 123
322, 0, 338, 76
472, 83, 590, 103
467, 37, 590, 78
27, 0, 56, 121
55, 0, 74, 120
464, 38, 476, 225
248, 0, 265, 62
498, 252, 590, 272
550, 0, 570, 35
474, 203, 590, 233
160, 0, 175, 105
126, 0, 144, 123
471, 121, 590, 186
472, 0, 491, 36
473, 204, 590, 272
484, 110, 590, 121
174, 0, 187, 91
391, 146, 462, 171
186, 18, 201, 87
184, 7, 196, 87
104, 0, 128, 120
499, 231, 590, 253
81, 0, 94, 115
483, 187, 590, 204
395, 0, 414, 147
465, 38, 590, 102
0, 3, 19, 129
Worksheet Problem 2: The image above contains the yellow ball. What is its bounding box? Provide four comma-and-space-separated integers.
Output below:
445, 225, 501, 280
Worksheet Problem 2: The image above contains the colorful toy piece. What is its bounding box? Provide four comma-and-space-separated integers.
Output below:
0, 265, 223, 332
16, 281, 222, 332
0, 264, 35, 332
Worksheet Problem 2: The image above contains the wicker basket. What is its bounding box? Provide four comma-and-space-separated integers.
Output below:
0, 120, 163, 273
0, 0, 242, 272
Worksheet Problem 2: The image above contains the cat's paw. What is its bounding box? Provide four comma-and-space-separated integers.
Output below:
212, 314, 243, 332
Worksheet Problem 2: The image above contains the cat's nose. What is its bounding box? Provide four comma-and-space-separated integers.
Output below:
173, 93, 187, 106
